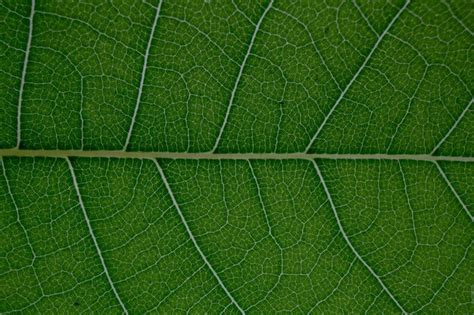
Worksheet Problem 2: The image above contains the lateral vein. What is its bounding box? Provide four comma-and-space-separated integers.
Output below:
66, 157, 129, 314
16, 0, 35, 149
304, 0, 410, 152
211, 0, 274, 152
123, 0, 163, 150
153, 159, 245, 314
430, 98, 473, 155
434, 161, 473, 221
311, 159, 408, 314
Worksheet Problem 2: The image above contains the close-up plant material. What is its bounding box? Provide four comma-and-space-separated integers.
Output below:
0, 0, 472, 313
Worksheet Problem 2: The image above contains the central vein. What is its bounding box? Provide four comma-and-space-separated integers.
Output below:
0, 149, 472, 162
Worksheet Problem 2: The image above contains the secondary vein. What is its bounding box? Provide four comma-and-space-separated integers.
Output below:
153, 159, 245, 314
434, 161, 473, 221
311, 159, 408, 314
123, 0, 163, 150
16, 0, 35, 149
304, 0, 410, 153
430, 98, 473, 155
66, 157, 129, 314
211, 0, 274, 152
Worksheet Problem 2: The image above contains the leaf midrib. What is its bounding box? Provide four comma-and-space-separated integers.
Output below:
1, 149, 473, 162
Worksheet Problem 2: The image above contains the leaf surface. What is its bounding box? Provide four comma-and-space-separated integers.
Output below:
0, 0, 473, 313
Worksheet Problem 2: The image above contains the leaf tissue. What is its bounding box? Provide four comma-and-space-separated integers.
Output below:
0, 0, 473, 313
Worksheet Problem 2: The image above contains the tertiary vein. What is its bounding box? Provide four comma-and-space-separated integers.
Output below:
1, 157, 45, 306
412, 240, 473, 313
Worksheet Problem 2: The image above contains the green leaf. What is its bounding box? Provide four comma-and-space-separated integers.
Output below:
0, 0, 472, 313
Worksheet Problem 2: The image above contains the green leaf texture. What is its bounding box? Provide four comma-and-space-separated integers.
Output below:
0, 0, 473, 313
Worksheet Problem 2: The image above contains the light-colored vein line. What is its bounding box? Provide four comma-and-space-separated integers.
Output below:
146, 264, 206, 314
160, 15, 239, 65
442, 0, 473, 36
231, 0, 255, 26
1, 157, 44, 296
304, 0, 410, 153
0, 149, 473, 162
434, 161, 473, 221
65, 157, 128, 314
16, 0, 35, 149
247, 161, 274, 236
352, 0, 378, 36
272, 7, 341, 91
211, 0, 274, 152
247, 160, 283, 304
412, 240, 473, 313
35, 10, 136, 52
308, 257, 357, 312
365, 289, 385, 315
152, 159, 245, 314
80, 77, 84, 149
398, 161, 418, 260
311, 159, 408, 314
431, 98, 473, 155
386, 65, 428, 153
123, 0, 163, 151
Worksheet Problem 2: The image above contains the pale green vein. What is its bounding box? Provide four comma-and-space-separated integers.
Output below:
65, 157, 128, 314
123, 0, 163, 150
16, 0, 35, 149
398, 161, 418, 246
0, 149, 473, 162
145, 264, 206, 314
412, 241, 472, 313
311, 159, 408, 314
305, 0, 410, 153
431, 99, 473, 155
434, 161, 473, 221
272, 6, 340, 91
212, 0, 274, 152
247, 160, 283, 308
153, 159, 245, 314
0, 157, 44, 298
352, 0, 378, 36
308, 257, 357, 312
387, 65, 428, 153
442, 0, 473, 36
